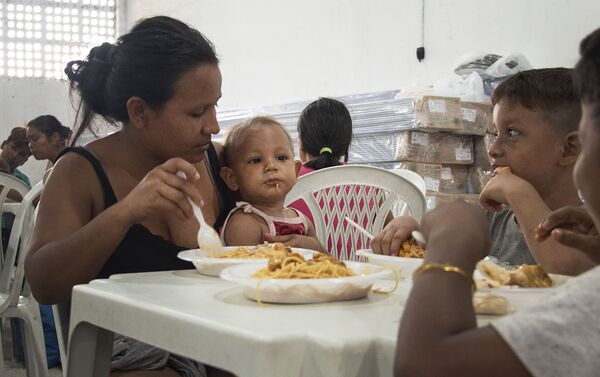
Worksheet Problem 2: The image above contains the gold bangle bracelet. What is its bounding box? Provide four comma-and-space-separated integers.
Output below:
413, 262, 476, 294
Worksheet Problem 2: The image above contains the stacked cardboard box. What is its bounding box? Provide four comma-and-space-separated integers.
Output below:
395, 96, 493, 209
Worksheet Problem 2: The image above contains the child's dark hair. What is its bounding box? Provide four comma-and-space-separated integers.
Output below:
222, 116, 292, 167
492, 68, 581, 133
27, 115, 73, 142
574, 27, 600, 120
297, 97, 352, 170
2, 127, 30, 152
64, 16, 219, 145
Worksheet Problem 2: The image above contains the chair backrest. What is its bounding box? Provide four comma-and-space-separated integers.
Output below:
284, 165, 426, 260
0, 172, 30, 270
0, 179, 43, 309
388, 168, 427, 196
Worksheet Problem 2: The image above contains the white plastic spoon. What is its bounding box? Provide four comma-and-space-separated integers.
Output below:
177, 171, 223, 252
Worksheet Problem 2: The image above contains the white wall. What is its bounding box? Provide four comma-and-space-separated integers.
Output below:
125, 0, 600, 109
0, 77, 75, 184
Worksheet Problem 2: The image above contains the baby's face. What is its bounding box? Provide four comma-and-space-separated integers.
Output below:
229, 124, 298, 205
489, 99, 573, 197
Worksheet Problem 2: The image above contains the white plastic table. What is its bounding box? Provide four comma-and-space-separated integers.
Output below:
66, 270, 498, 377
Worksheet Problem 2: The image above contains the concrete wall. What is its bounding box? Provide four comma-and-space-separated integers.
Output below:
125, 0, 600, 109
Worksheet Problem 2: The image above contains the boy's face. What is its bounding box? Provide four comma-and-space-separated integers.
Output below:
489, 99, 571, 198
224, 124, 299, 206
0, 141, 30, 172
574, 103, 600, 224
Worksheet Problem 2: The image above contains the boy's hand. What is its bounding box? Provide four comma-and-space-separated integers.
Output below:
535, 206, 600, 263
420, 200, 490, 271
371, 216, 419, 255
479, 168, 534, 212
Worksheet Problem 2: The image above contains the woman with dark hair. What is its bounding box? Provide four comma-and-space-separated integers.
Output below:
24, 16, 234, 377
26, 115, 72, 166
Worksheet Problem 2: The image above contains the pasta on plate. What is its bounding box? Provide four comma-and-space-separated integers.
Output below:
252, 252, 356, 279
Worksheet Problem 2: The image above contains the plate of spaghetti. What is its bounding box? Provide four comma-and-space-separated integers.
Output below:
177, 243, 315, 277
356, 240, 425, 276
220, 252, 393, 303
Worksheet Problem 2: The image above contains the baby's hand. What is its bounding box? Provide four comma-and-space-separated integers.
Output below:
264, 233, 323, 252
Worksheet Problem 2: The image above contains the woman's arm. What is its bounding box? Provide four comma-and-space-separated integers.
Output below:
395, 201, 530, 377
25, 154, 204, 304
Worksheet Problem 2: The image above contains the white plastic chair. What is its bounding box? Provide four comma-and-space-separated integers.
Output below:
0, 180, 48, 377
388, 168, 427, 196
0, 172, 30, 272
285, 164, 426, 260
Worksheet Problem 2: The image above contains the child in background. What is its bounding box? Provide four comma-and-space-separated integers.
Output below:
219, 116, 322, 250
0, 127, 32, 188
289, 97, 353, 225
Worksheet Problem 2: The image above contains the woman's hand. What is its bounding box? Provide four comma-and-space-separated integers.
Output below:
535, 206, 600, 263
119, 157, 205, 225
420, 200, 490, 271
370, 216, 419, 255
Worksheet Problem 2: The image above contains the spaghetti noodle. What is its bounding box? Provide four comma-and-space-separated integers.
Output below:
252, 252, 356, 279
209, 242, 291, 259
398, 239, 426, 258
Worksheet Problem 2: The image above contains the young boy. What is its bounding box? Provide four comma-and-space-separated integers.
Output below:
395, 26, 600, 377
373, 68, 593, 275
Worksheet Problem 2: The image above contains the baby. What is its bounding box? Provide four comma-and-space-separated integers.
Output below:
219, 116, 323, 251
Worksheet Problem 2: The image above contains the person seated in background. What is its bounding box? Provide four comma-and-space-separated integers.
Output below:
373, 68, 593, 276
26, 114, 73, 168
219, 116, 322, 250
394, 26, 600, 377
0, 126, 32, 247
288, 97, 353, 226
0, 126, 32, 188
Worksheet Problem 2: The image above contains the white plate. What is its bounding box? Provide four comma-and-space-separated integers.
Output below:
220, 261, 393, 304
356, 249, 423, 277
475, 273, 571, 311
177, 246, 315, 277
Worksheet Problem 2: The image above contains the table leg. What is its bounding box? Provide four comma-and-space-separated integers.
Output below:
66, 322, 114, 377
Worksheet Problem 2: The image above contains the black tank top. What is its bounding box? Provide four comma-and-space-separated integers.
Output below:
58, 144, 234, 279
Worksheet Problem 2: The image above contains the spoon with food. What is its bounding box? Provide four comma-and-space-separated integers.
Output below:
177, 171, 223, 253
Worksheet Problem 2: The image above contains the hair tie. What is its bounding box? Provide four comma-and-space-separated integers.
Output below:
319, 147, 333, 155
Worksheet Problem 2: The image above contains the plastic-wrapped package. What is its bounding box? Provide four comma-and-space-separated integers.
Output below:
459, 101, 492, 136
426, 192, 481, 210
413, 95, 464, 132
396, 131, 474, 165
396, 162, 468, 194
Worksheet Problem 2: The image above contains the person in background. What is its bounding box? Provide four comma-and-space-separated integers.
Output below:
395, 26, 600, 377
26, 114, 73, 168
25, 16, 234, 377
373, 68, 592, 276
219, 116, 321, 250
288, 97, 353, 226
0, 126, 32, 188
